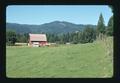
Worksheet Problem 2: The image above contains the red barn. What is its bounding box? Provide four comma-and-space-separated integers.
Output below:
28, 34, 47, 47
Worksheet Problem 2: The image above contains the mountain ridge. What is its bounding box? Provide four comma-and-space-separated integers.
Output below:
6, 21, 97, 34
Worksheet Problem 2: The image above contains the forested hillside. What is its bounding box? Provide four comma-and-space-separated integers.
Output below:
6, 21, 96, 34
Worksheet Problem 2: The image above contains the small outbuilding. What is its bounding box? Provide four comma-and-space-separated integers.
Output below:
28, 34, 47, 47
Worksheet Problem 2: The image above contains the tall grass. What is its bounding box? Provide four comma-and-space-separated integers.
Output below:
96, 34, 113, 77
96, 34, 113, 61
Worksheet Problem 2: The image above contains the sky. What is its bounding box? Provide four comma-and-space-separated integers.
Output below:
6, 5, 113, 26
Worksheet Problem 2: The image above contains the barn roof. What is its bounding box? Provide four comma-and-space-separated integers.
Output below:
29, 34, 47, 41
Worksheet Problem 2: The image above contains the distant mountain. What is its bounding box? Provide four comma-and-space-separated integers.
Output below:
6, 21, 96, 34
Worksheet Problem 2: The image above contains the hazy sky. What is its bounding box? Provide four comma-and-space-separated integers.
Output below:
6, 5, 113, 26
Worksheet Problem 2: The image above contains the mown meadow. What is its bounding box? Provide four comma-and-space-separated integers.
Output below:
6, 37, 113, 78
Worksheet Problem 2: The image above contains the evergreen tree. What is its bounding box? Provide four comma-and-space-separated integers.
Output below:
79, 26, 96, 43
97, 13, 106, 35
24, 33, 29, 43
16, 33, 21, 42
77, 32, 82, 43
72, 35, 78, 44
106, 16, 113, 36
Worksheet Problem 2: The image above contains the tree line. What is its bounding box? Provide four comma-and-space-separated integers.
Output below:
6, 12, 113, 46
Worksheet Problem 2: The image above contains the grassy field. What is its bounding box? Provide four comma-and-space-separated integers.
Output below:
6, 37, 113, 78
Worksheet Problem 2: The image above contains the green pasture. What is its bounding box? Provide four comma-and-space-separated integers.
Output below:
6, 37, 113, 78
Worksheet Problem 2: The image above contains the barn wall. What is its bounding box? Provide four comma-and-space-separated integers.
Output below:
39, 41, 47, 46
29, 41, 47, 46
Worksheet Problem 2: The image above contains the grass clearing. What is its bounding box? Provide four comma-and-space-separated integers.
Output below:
6, 38, 113, 78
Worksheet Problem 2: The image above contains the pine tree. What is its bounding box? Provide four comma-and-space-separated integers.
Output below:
106, 16, 113, 36
81, 26, 96, 43
97, 13, 106, 35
